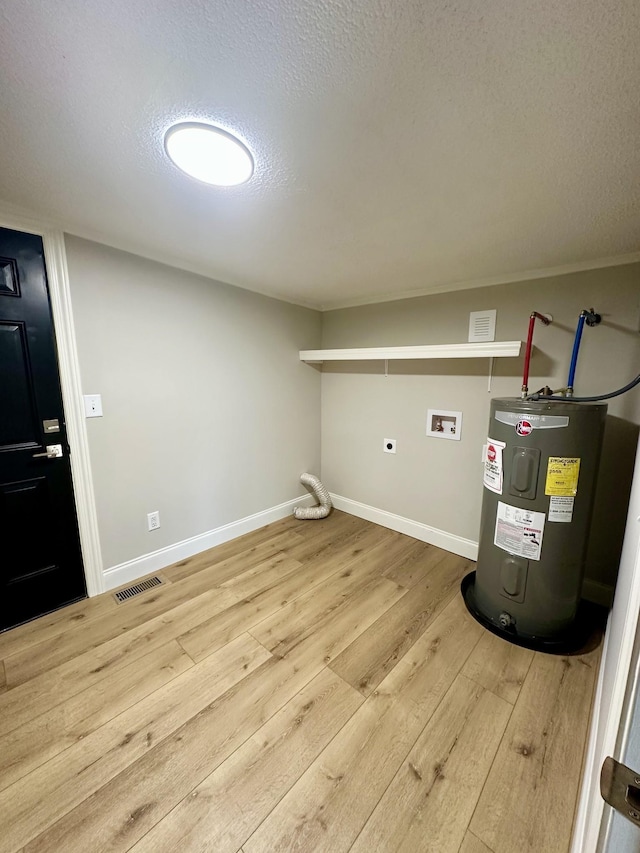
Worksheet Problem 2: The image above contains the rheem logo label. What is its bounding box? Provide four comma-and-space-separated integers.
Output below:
516, 419, 533, 436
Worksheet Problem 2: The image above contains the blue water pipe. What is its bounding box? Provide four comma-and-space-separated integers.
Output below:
567, 312, 586, 394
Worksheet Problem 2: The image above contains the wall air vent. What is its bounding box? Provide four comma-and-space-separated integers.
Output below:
468, 310, 497, 343
113, 575, 163, 603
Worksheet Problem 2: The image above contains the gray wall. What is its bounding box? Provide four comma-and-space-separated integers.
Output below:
63, 238, 639, 599
320, 264, 640, 598
65, 236, 322, 570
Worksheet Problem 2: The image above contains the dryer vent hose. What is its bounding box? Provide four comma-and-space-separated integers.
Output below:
293, 473, 333, 520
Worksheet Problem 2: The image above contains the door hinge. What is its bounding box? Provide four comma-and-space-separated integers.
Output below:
601, 756, 640, 826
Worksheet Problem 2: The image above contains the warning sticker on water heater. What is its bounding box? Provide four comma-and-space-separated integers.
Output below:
494, 501, 545, 561
548, 496, 575, 523
545, 457, 581, 496
483, 438, 506, 494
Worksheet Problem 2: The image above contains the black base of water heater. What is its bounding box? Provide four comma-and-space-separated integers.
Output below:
461, 572, 604, 655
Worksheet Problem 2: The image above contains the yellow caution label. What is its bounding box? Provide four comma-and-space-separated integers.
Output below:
545, 457, 581, 496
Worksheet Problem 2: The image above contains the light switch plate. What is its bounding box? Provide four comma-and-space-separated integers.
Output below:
83, 394, 103, 418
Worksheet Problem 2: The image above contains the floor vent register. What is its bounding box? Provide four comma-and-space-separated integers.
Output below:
113, 575, 164, 603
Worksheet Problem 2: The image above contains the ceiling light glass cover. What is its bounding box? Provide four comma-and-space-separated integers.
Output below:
164, 122, 254, 186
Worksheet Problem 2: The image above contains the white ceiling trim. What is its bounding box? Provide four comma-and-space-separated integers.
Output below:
319, 252, 640, 312
60, 223, 324, 312
4, 200, 639, 315
63, 224, 640, 313
1, 1, 638, 310
0, 199, 321, 310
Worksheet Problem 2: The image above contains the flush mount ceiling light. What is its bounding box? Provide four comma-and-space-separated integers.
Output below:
164, 122, 254, 186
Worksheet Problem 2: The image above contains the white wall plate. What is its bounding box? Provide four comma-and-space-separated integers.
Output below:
427, 409, 462, 440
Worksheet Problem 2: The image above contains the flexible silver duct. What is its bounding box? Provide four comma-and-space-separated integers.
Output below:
294, 472, 332, 520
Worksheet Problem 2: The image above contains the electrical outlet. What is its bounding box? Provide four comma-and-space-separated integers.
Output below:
383, 438, 397, 454
147, 511, 160, 531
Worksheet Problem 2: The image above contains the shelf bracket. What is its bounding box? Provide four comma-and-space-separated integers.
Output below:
384, 359, 389, 378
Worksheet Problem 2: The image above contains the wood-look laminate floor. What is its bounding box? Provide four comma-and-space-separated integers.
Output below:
0, 511, 601, 853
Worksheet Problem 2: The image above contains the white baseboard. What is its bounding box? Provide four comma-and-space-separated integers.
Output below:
330, 494, 478, 561
569, 612, 611, 853
103, 494, 313, 591
330, 496, 618, 605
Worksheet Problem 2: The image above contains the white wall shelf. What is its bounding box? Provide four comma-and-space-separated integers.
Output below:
299, 340, 522, 363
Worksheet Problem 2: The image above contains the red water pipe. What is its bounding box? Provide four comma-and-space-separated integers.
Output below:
522, 312, 552, 397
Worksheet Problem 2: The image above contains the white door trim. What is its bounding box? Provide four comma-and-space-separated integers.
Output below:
0, 205, 104, 596
571, 435, 640, 852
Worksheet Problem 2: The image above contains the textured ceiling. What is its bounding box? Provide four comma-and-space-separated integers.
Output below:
0, 0, 639, 309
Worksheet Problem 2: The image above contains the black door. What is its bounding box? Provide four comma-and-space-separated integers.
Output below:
0, 226, 86, 631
